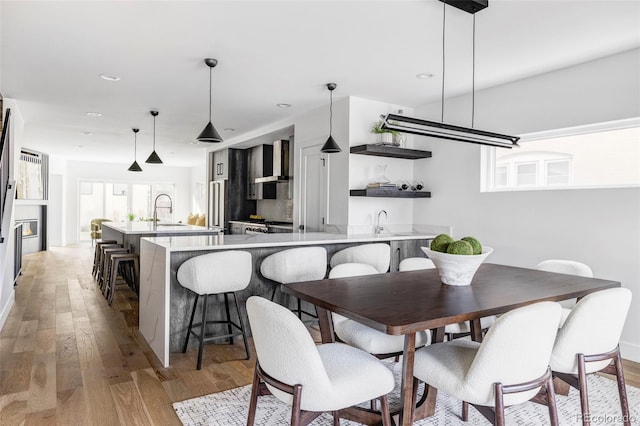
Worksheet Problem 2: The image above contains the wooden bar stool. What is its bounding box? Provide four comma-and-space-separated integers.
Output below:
178, 251, 252, 370
105, 253, 140, 305
92, 240, 117, 277
95, 243, 122, 282
100, 247, 128, 294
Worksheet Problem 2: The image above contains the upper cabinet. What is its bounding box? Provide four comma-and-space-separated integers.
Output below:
247, 145, 276, 200
212, 149, 229, 181
349, 144, 432, 159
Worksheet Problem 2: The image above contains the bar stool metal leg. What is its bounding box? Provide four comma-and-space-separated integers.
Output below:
183, 294, 199, 353
197, 294, 209, 370
232, 292, 251, 360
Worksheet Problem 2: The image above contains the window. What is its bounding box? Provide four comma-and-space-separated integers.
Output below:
483, 118, 640, 191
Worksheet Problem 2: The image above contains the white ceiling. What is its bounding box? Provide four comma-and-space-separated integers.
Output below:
1, 0, 638, 167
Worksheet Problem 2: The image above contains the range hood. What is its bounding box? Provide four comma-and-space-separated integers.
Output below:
255, 139, 290, 183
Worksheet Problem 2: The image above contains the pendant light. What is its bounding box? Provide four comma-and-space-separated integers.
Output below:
320, 83, 341, 153
380, 0, 519, 148
128, 128, 142, 172
197, 58, 223, 143
145, 110, 163, 164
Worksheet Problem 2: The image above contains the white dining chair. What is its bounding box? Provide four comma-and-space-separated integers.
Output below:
330, 243, 390, 273
329, 263, 431, 358
397, 256, 496, 339
550, 287, 632, 425
246, 296, 394, 426
413, 301, 563, 426
535, 259, 593, 326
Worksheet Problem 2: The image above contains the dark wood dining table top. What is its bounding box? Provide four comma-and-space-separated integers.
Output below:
284, 263, 621, 335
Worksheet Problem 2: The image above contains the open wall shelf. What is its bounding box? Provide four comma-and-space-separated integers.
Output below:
350, 144, 432, 159
350, 189, 431, 198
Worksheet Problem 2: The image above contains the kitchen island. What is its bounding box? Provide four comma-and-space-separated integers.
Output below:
139, 231, 442, 366
101, 221, 222, 254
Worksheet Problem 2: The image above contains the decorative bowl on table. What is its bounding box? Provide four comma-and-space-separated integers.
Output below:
421, 246, 493, 286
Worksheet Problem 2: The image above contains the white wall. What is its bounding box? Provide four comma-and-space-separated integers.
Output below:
64, 160, 193, 243
413, 48, 640, 361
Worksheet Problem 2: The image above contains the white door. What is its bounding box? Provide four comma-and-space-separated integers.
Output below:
300, 145, 327, 232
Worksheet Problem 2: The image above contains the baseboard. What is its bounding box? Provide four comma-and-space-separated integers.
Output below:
0, 290, 15, 332
620, 340, 640, 363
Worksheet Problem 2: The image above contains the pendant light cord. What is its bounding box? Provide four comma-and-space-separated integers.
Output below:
209, 66, 213, 121
134, 132, 137, 158
329, 89, 333, 135
153, 115, 156, 149
472, 13, 476, 128
441, 0, 446, 123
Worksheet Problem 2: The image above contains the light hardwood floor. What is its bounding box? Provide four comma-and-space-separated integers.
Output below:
1, 246, 638, 425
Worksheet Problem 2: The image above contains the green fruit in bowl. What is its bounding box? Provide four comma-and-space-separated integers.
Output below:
446, 240, 474, 255
430, 234, 454, 253
461, 236, 482, 255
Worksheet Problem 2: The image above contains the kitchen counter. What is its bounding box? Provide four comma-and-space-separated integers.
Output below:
139, 231, 438, 367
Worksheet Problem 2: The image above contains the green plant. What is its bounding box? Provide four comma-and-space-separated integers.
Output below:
370, 120, 398, 135
430, 234, 454, 253
128, 213, 135, 221
461, 236, 482, 255
447, 240, 474, 255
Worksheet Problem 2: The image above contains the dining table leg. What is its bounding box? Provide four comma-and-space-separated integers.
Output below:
413, 326, 445, 419
399, 332, 417, 426
469, 318, 483, 342
316, 307, 335, 343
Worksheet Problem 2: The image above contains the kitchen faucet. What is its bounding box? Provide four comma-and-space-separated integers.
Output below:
153, 193, 173, 229
375, 209, 387, 234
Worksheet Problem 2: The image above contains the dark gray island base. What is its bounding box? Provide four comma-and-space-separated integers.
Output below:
139, 232, 437, 367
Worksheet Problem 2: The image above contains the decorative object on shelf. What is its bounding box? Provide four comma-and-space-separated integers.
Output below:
320, 83, 341, 153
371, 119, 397, 145
380, 1, 519, 148
128, 128, 143, 172
197, 58, 223, 143
145, 110, 163, 164
350, 188, 430, 198
393, 133, 407, 148
350, 144, 432, 159
422, 246, 493, 286
374, 164, 390, 184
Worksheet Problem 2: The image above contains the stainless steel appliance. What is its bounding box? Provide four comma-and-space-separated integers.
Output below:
242, 220, 293, 234
208, 180, 225, 228
244, 223, 268, 234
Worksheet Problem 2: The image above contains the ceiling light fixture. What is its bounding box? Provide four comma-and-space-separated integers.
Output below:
86, 112, 102, 117
197, 58, 223, 143
145, 110, 163, 164
81, 131, 93, 136
416, 72, 435, 79
320, 83, 341, 153
381, 0, 519, 149
224, 127, 235, 132
276, 103, 291, 108
128, 128, 143, 172
99, 74, 120, 81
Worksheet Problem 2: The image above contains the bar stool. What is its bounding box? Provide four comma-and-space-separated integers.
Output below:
260, 246, 327, 322
100, 246, 128, 292
330, 243, 390, 273
178, 251, 252, 370
95, 243, 123, 285
105, 253, 140, 305
92, 240, 117, 277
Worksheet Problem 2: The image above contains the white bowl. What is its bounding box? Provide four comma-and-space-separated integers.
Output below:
421, 246, 493, 286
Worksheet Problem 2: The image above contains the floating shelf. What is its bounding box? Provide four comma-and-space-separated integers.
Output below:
350, 144, 432, 159
350, 189, 431, 198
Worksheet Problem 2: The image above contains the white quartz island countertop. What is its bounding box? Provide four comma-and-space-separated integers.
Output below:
141, 231, 438, 252
102, 221, 221, 234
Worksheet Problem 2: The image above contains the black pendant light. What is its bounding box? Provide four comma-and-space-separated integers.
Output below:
128, 128, 143, 172
320, 83, 341, 153
145, 110, 163, 164
197, 58, 223, 143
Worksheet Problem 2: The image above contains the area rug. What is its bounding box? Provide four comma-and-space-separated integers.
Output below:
174, 360, 640, 425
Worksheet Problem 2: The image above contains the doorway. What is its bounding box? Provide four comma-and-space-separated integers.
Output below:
299, 145, 327, 232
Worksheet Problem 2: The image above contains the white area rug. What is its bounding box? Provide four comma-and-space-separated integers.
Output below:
174, 360, 640, 425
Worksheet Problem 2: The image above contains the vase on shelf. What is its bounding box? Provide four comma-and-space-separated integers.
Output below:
377, 133, 393, 145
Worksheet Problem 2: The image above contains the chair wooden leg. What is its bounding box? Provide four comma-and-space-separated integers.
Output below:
379, 394, 392, 426
197, 294, 208, 370
545, 367, 559, 426
494, 382, 505, 426
612, 349, 631, 426
291, 384, 302, 426
462, 401, 469, 421
577, 353, 591, 426
246, 362, 261, 426
232, 292, 251, 360
332, 411, 340, 426
183, 294, 199, 353
224, 293, 233, 344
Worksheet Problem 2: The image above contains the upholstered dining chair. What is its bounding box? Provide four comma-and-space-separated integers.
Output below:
329, 263, 431, 358
550, 287, 632, 426
535, 259, 593, 326
397, 256, 496, 340
413, 301, 563, 426
246, 296, 394, 426
330, 243, 390, 274
90, 218, 111, 246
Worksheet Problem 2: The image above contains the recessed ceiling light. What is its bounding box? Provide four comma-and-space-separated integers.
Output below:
276, 103, 291, 108
81, 131, 93, 136
99, 74, 120, 81
86, 112, 102, 117
191, 141, 201, 145
416, 72, 435, 79
224, 128, 235, 132
77, 145, 84, 148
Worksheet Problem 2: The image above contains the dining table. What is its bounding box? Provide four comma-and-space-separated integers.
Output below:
283, 262, 620, 425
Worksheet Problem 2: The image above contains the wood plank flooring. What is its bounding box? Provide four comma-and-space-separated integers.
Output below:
1, 245, 639, 425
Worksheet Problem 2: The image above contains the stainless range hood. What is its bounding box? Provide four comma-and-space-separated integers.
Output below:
255, 139, 290, 183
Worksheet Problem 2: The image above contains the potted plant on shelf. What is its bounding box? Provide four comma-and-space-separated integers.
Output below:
371, 120, 398, 145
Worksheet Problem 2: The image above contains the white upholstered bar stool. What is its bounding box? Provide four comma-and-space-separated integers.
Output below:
177, 251, 252, 370
329, 263, 431, 358
260, 247, 327, 321
330, 243, 390, 273
413, 301, 563, 426
535, 259, 593, 326
398, 256, 496, 339
246, 296, 394, 426
550, 288, 632, 426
